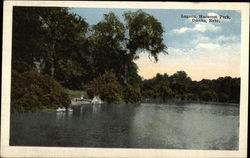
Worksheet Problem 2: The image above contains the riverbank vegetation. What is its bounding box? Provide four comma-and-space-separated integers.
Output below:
142, 72, 240, 103
64, 88, 87, 99
11, 7, 240, 112
11, 70, 70, 112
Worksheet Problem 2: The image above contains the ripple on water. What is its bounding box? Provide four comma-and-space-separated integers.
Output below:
10, 103, 239, 149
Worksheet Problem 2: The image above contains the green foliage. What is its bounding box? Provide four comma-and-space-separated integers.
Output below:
170, 71, 192, 94
123, 10, 167, 61
12, 7, 45, 72
12, 7, 91, 89
89, 10, 167, 85
64, 88, 87, 99
122, 84, 141, 103
142, 72, 240, 103
89, 12, 126, 80
200, 90, 218, 102
142, 73, 173, 100
185, 93, 198, 100
84, 71, 123, 103
11, 70, 70, 112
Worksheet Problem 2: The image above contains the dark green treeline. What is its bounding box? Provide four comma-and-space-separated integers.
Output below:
142, 72, 240, 103
11, 7, 240, 112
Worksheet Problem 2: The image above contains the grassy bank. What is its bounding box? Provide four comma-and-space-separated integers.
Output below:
64, 88, 88, 99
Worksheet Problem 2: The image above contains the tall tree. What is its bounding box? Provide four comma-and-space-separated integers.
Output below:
90, 10, 167, 85
37, 7, 89, 79
170, 71, 192, 95
123, 10, 167, 61
89, 12, 126, 80
123, 10, 167, 83
12, 7, 44, 72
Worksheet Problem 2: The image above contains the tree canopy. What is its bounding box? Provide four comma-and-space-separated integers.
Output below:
124, 10, 167, 62
142, 72, 240, 103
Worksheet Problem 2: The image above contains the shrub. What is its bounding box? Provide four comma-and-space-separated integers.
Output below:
11, 70, 70, 112
84, 71, 123, 103
122, 84, 141, 103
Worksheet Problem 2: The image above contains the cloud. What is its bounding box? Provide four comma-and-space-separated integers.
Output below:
215, 35, 239, 43
195, 43, 220, 49
168, 47, 189, 55
190, 34, 239, 46
191, 35, 210, 44
171, 23, 220, 34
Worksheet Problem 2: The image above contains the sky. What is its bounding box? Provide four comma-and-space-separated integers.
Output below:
70, 8, 241, 81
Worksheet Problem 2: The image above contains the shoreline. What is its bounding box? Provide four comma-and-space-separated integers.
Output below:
71, 100, 91, 106
70, 99, 239, 107
141, 99, 239, 106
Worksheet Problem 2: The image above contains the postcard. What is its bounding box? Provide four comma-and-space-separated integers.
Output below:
1, 1, 249, 158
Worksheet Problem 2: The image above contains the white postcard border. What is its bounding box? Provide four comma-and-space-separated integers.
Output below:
1, 1, 249, 158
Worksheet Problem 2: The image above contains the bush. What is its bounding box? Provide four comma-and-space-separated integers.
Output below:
84, 71, 123, 103
123, 84, 141, 103
11, 70, 70, 112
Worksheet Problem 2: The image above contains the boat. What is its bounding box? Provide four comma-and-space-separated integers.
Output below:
91, 95, 103, 104
56, 107, 66, 112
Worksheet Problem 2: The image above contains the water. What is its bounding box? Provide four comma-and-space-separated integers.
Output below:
10, 103, 239, 150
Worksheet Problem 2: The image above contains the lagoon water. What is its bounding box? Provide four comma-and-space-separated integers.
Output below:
10, 103, 239, 150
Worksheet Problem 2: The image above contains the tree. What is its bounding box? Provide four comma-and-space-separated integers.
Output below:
12, 7, 90, 77
141, 71, 241, 103
123, 10, 167, 83
124, 10, 167, 61
200, 90, 218, 102
37, 8, 90, 81
212, 77, 240, 103
169, 71, 192, 95
90, 10, 167, 85
12, 7, 45, 72
13, 7, 92, 89
141, 73, 173, 101
122, 84, 141, 103
89, 12, 126, 81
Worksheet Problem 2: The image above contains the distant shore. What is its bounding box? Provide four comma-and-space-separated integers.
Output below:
142, 99, 239, 106
70, 98, 239, 107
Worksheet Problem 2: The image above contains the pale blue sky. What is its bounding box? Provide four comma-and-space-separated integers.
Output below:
70, 8, 241, 81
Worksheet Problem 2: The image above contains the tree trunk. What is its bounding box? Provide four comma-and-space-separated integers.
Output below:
124, 63, 128, 84
51, 42, 55, 77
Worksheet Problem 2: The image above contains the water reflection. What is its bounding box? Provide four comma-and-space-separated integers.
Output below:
130, 103, 239, 149
56, 111, 73, 121
10, 103, 239, 149
92, 104, 101, 113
